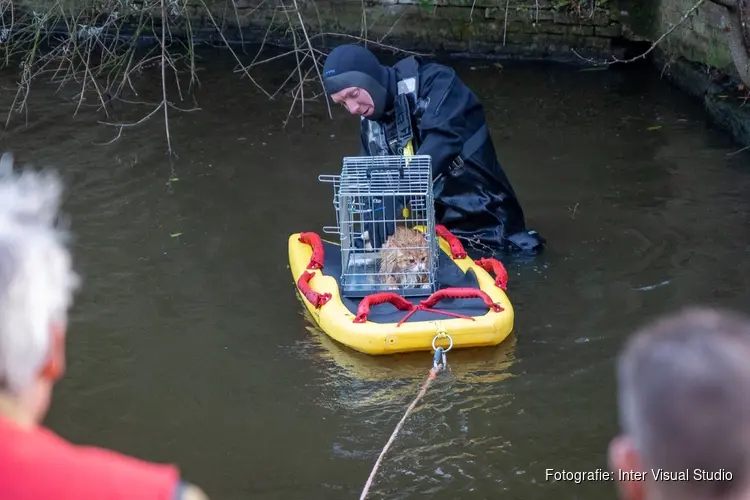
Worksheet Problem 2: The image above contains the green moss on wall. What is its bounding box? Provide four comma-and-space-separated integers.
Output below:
704, 41, 734, 69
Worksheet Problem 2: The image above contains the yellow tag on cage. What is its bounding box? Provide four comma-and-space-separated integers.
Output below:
403, 140, 414, 168
402, 206, 410, 219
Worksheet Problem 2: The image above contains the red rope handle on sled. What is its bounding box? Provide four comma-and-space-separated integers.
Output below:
420, 288, 504, 312
435, 225, 467, 260
394, 288, 503, 327
474, 257, 509, 291
298, 232, 325, 270
354, 292, 413, 323
354, 288, 504, 325
297, 271, 332, 308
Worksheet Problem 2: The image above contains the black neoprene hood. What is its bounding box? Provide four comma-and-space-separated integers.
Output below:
322, 44, 392, 121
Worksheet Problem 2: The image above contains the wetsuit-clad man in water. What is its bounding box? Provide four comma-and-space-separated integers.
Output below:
321, 43, 545, 257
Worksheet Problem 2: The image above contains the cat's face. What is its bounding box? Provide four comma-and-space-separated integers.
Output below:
380, 227, 430, 285
393, 247, 428, 275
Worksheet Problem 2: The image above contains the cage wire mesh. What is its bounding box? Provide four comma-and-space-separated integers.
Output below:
319, 154, 438, 298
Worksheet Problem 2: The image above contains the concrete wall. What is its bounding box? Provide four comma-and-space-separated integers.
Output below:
14, 0, 738, 68
179, 0, 739, 68
653, 0, 734, 70
305, 0, 625, 59
182, 0, 628, 61
51, 0, 731, 68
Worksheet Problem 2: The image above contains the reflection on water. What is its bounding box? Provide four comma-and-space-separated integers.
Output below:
298, 304, 522, 499
1, 47, 750, 499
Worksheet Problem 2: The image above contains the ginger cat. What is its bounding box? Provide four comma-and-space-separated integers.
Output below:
378, 226, 431, 289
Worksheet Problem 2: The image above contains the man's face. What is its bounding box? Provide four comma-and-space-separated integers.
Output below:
330, 87, 374, 117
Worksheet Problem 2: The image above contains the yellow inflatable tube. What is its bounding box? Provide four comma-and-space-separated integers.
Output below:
288, 227, 515, 356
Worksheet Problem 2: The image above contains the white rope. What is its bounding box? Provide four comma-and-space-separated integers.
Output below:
359, 368, 438, 500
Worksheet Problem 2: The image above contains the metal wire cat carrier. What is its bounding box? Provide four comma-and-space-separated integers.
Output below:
319, 154, 439, 298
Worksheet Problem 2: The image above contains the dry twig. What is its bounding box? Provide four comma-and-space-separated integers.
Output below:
571, 0, 709, 65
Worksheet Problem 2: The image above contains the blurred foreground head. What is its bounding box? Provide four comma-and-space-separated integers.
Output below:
611, 307, 750, 500
0, 152, 79, 425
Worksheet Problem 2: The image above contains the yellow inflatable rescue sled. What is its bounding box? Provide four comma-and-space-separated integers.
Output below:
288, 225, 514, 355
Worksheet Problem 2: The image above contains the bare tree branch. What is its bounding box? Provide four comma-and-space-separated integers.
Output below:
571, 0, 708, 65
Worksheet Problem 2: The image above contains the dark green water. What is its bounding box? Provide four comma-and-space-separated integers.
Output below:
2, 47, 750, 499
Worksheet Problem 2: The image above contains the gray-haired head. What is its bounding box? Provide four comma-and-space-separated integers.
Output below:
616, 307, 750, 499
0, 152, 79, 396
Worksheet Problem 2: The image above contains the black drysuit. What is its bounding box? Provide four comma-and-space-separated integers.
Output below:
322, 44, 545, 256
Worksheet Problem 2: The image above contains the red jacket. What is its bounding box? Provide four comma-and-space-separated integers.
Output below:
0, 414, 180, 500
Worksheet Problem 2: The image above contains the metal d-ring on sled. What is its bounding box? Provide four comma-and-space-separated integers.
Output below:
287, 104, 514, 355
